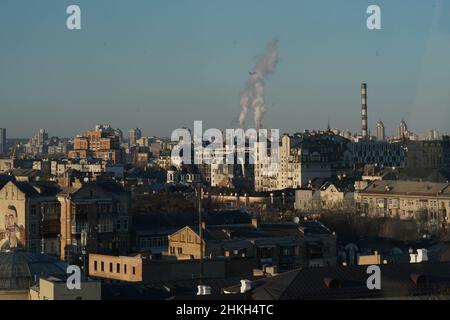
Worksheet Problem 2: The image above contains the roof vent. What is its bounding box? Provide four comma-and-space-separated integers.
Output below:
410, 248, 428, 263
240, 280, 252, 293
197, 285, 212, 296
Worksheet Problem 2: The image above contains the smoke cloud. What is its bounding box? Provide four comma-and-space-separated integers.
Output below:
238, 38, 279, 129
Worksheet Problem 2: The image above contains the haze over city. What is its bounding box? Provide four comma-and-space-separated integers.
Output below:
1, 0, 450, 138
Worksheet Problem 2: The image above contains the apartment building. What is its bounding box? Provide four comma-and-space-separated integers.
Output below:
357, 180, 450, 223
0, 176, 131, 261
69, 127, 124, 164
168, 219, 337, 270
58, 180, 131, 262
254, 132, 352, 192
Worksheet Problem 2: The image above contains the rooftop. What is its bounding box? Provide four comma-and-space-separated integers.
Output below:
224, 261, 450, 300
0, 249, 69, 291
361, 180, 450, 197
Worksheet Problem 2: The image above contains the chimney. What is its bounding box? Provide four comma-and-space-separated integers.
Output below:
197, 285, 212, 296
240, 280, 252, 293
251, 218, 259, 228
361, 83, 368, 140
416, 249, 428, 263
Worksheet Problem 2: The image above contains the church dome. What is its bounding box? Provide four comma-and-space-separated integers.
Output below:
0, 249, 69, 291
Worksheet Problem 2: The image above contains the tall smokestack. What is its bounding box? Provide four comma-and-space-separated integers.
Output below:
361, 83, 368, 140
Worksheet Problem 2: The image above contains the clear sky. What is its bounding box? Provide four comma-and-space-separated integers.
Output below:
1, 0, 450, 138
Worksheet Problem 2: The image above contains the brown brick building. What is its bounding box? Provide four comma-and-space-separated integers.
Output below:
69, 129, 123, 164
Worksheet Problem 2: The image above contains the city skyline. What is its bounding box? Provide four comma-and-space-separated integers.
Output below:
1, 0, 450, 138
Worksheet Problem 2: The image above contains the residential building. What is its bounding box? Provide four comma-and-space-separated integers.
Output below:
294, 176, 356, 213
399, 120, 408, 140
168, 219, 337, 270
69, 126, 124, 164
0, 176, 131, 261
357, 180, 450, 232
402, 138, 450, 170
0, 180, 60, 254
128, 128, 142, 147
375, 120, 385, 141
255, 132, 352, 192
0, 128, 6, 155
57, 179, 131, 262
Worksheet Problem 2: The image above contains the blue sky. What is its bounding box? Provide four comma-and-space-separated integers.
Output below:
1, 0, 449, 138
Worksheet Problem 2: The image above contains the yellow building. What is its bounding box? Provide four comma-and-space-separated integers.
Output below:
29, 277, 101, 300
168, 226, 205, 260
89, 253, 142, 282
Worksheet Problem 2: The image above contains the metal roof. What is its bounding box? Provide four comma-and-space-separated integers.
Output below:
0, 249, 68, 291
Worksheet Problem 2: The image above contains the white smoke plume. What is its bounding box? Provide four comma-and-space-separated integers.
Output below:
238, 38, 279, 129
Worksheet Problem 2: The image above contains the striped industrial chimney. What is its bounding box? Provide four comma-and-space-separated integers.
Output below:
361, 83, 368, 140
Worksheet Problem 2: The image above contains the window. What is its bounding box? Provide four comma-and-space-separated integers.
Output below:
116, 263, 120, 273
109, 262, 113, 273
94, 261, 98, 271
98, 219, 114, 233
132, 266, 136, 275
101, 261, 104, 272
177, 247, 183, 255
124, 264, 127, 274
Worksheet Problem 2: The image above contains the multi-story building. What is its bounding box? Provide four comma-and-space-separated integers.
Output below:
402, 138, 450, 170
208, 189, 295, 213
376, 120, 385, 141
295, 178, 356, 213
26, 129, 49, 155
0, 128, 6, 155
349, 140, 405, 168
57, 179, 131, 262
69, 126, 124, 164
0, 179, 61, 254
0, 176, 131, 262
50, 160, 104, 177
168, 219, 337, 270
357, 180, 450, 233
254, 132, 352, 192
128, 128, 142, 147
399, 120, 408, 140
